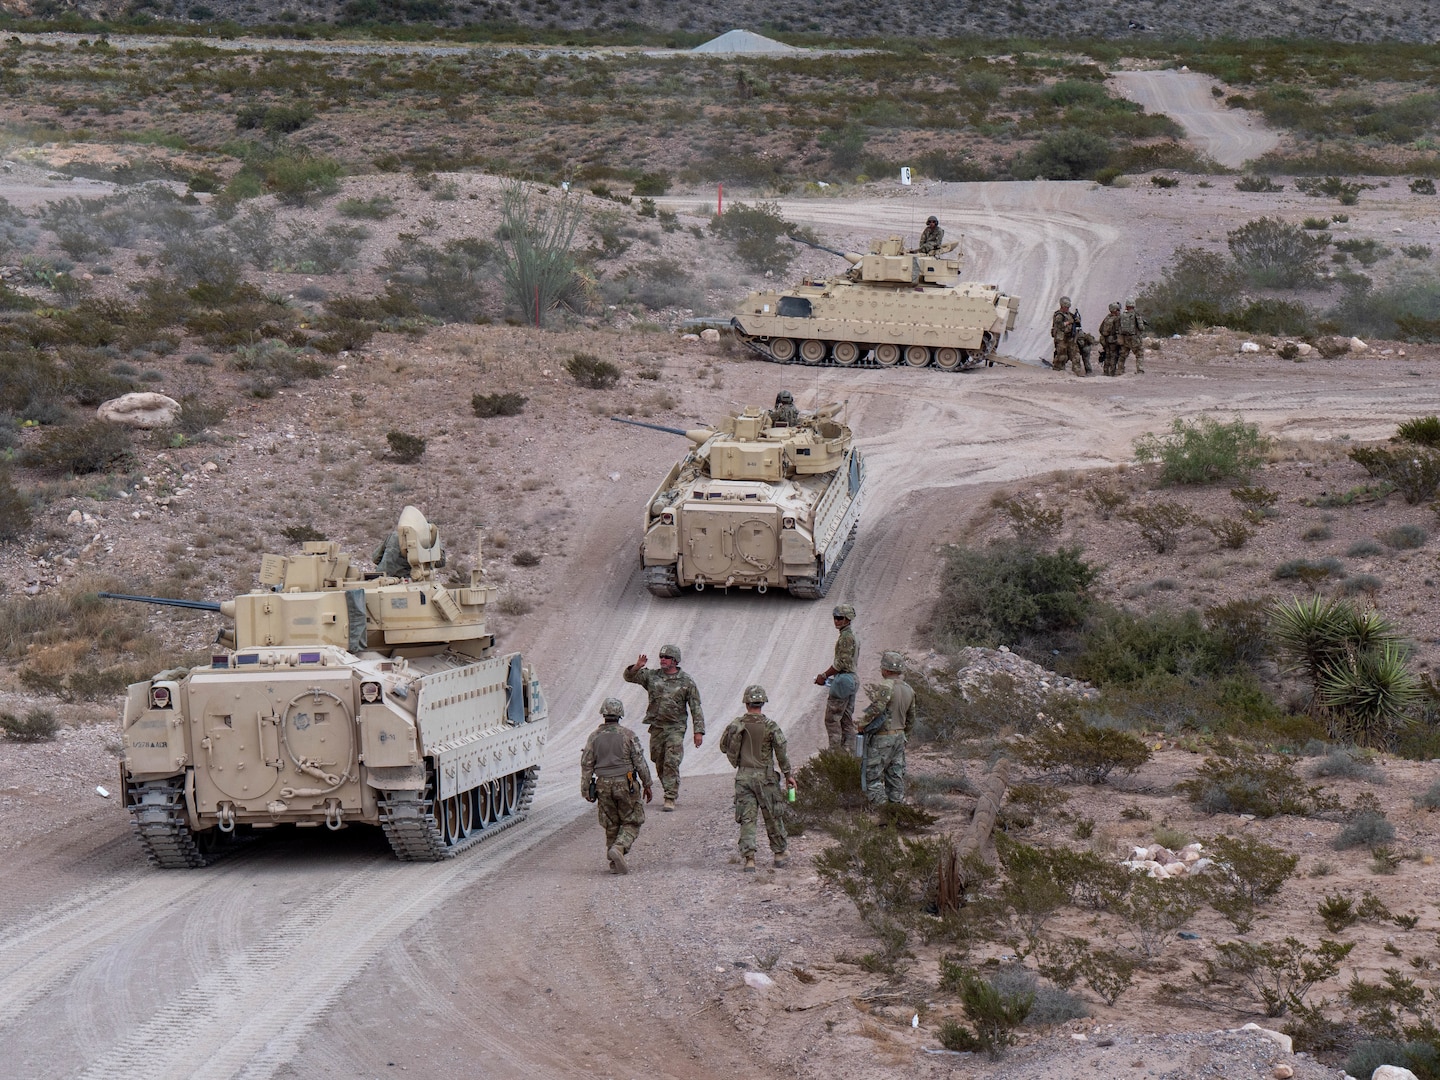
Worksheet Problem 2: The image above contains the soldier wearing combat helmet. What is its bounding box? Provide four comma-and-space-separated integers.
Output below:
814, 603, 858, 750
1051, 296, 1081, 374
857, 650, 917, 807
580, 697, 652, 875
1098, 301, 1122, 376
720, 684, 794, 872
623, 644, 704, 811
917, 216, 945, 255
771, 389, 799, 427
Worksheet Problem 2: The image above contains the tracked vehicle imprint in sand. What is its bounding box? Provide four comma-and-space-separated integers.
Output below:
105, 506, 548, 867
731, 234, 1021, 371
614, 402, 865, 599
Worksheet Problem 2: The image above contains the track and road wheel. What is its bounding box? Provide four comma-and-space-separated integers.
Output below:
905, 345, 931, 367
874, 343, 901, 366
832, 341, 860, 365
379, 764, 539, 861
127, 776, 239, 869
769, 337, 796, 362
643, 564, 683, 597
799, 338, 827, 363
458, 789, 475, 837
935, 347, 962, 370
786, 522, 858, 600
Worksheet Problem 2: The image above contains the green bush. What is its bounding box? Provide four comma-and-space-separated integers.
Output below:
1012, 129, 1111, 181
1179, 743, 1333, 817
1396, 416, 1440, 447
472, 391, 527, 418
384, 236, 495, 323
1274, 556, 1345, 582
709, 201, 798, 275
1227, 217, 1327, 288
564, 352, 620, 389
1334, 810, 1396, 850
792, 746, 867, 826
940, 971, 1033, 1058
1381, 524, 1428, 550
1121, 501, 1197, 554
1134, 415, 1270, 485
0, 708, 58, 742
1350, 446, 1440, 505
1013, 720, 1151, 784
631, 171, 670, 196
175, 393, 228, 436
337, 195, 397, 220
995, 493, 1063, 546
496, 180, 587, 326
22, 421, 134, 475
1327, 269, 1440, 342
1310, 747, 1385, 782
1236, 175, 1284, 192
386, 430, 427, 463
931, 542, 1095, 650
1206, 833, 1299, 903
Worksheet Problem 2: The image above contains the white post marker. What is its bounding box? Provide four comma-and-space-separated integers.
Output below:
899, 167, 912, 186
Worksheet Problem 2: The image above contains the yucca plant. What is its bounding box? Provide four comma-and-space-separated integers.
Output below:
1319, 642, 1421, 747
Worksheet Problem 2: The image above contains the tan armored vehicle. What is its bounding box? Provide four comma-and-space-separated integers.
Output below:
615, 402, 865, 598
102, 507, 548, 867
732, 235, 1021, 371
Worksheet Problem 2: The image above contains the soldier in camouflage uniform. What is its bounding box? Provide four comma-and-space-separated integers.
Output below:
720, 684, 795, 872
623, 644, 704, 811
814, 603, 858, 750
1051, 296, 1081, 373
1113, 297, 1146, 374
917, 215, 945, 255
771, 389, 799, 427
857, 651, 917, 807
1098, 301, 1122, 376
580, 697, 652, 875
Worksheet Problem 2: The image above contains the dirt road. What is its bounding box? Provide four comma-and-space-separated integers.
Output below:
1111, 69, 1282, 170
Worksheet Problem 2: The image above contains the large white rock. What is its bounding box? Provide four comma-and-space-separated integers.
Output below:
700, 328, 721, 343
743, 971, 775, 990
96, 392, 181, 428
1350, 337, 1369, 352
1295, 342, 1314, 355
1240, 341, 1261, 353
1240, 1022, 1293, 1054
1373, 1067, 1420, 1080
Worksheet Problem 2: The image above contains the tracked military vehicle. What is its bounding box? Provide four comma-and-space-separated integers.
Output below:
615, 402, 865, 598
104, 507, 548, 867
732, 235, 1020, 371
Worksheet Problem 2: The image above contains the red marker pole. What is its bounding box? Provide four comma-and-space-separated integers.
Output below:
718, 183, 723, 216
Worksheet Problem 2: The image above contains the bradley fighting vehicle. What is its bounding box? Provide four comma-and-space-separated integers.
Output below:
103, 507, 548, 867
732, 235, 1020, 371
614, 402, 865, 598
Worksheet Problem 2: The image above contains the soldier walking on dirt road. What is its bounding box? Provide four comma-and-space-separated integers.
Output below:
720, 685, 795, 872
858, 651, 917, 807
814, 603, 858, 750
1099, 301, 1122, 376
623, 645, 704, 811
1051, 296, 1081, 374
580, 697, 652, 875
1114, 297, 1147, 374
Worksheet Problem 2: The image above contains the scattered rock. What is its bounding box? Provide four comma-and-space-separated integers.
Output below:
1372, 1068, 1421, 1080
96, 392, 181, 428
1240, 341, 1261, 353
950, 646, 1099, 708
1271, 1066, 1293, 1079
1294, 342, 1313, 356
1349, 337, 1369, 352
743, 971, 775, 990
1238, 1023, 1292, 1054
700, 328, 720, 343
66, 509, 83, 524
680, 333, 700, 343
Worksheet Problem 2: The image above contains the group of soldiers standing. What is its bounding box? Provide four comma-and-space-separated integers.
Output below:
579, 605, 916, 875
1050, 295, 1147, 377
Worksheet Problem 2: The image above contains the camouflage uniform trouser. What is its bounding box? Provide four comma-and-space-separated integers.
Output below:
863, 733, 907, 806
648, 723, 686, 801
1113, 335, 1143, 373
594, 775, 645, 853
823, 690, 856, 750
1101, 340, 1119, 376
1052, 339, 1080, 372
734, 767, 787, 857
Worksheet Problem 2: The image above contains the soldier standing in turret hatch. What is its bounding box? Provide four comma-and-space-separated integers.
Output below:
623, 645, 704, 811
771, 390, 799, 427
917, 215, 945, 255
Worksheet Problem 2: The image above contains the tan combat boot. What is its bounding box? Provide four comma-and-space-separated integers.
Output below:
608, 844, 628, 875
662, 797, 676, 812
742, 854, 757, 872
773, 853, 789, 869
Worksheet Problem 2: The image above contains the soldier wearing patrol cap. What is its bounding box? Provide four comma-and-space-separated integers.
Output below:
580, 698, 652, 875
918, 215, 945, 255
814, 603, 859, 751
720, 684, 794, 872
771, 389, 799, 427
623, 644, 704, 811
857, 650, 917, 807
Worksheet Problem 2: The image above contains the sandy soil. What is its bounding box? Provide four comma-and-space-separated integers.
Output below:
3, 74, 1440, 1080
1111, 70, 1283, 171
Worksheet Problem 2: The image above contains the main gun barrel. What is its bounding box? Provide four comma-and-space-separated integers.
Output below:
610, 417, 690, 437
786, 234, 853, 261
98, 591, 224, 613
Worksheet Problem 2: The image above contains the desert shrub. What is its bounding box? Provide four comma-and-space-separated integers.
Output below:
1227, 217, 1327, 288
1236, 175, 1284, 192
235, 152, 343, 207
1135, 246, 1245, 336
1336, 574, 1383, 598
792, 746, 866, 825
1334, 237, 1392, 267
931, 542, 1095, 650
0, 467, 32, 543
1082, 479, 1129, 520
1231, 485, 1280, 520
1334, 810, 1396, 850
0, 708, 58, 742
1013, 720, 1151, 784
159, 232, 245, 292
1328, 269, 1440, 342
1121, 501, 1196, 554
1414, 779, 1440, 811
1207, 834, 1300, 904
229, 341, 326, 389
986, 965, 1087, 1026
597, 257, 704, 311
709, 201, 797, 275
1134, 415, 1270, 485
815, 816, 942, 918
281, 222, 367, 274
631, 172, 670, 197
1012, 129, 1111, 181
938, 970, 1033, 1058
234, 102, 314, 134
1413, 179, 1438, 196
472, 392, 527, 418
1295, 176, 1374, 205
1197, 937, 1353, 1018
1318, 893, 1358, 932
385, 236, 495, 323
1207, 517, 1257, 549
280, 523, 326, 543
337, 195, 397, 220
1274, 556, 1345, 582
1397, 416, 1440, 448
1302, 524, 1334, 542
1121, 876, 1203, 957
385, 430, 427, 463
496, 181, 586, 325
22, 422, 134, 475
1403, 245, 1433, 260
564, 352, 620, 389
995, 493, 1063, 546
1310, 747, 1385, 782
1071, 606, 1235, 687
1179, 742, 1334, 817
175, 393, 227, 436
1381, 524, 1428, 549
510, 550, 541, 567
